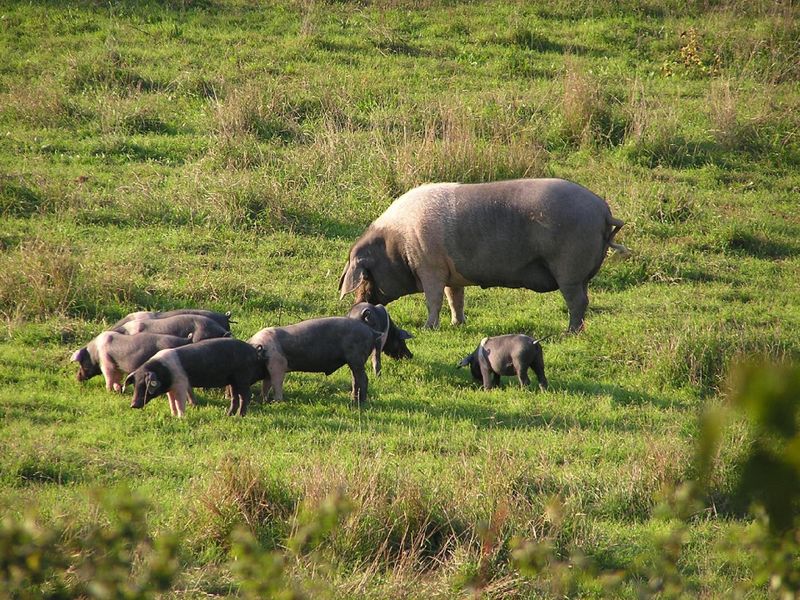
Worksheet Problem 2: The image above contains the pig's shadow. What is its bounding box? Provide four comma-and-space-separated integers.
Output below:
237, 362, 680, 435
417, 355, 676, 409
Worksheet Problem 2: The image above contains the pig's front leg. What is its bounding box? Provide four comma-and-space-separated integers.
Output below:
166, 390, 179, 417
100, 357, 122, 392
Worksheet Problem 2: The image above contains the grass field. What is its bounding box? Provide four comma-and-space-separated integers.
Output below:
1, 0, 799, 597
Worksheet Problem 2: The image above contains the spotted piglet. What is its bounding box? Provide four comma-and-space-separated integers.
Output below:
458, 334, 548, 391
71, 331, 193, 392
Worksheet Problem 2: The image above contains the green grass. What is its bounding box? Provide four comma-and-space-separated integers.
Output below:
1, 0, 799, 596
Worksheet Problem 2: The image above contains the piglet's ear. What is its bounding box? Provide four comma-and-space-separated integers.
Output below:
397, 328, 413, 340
70, 348, 85, 362
360, 307, 377, 327
457, 356, 471, 368
339, 260, 369, 299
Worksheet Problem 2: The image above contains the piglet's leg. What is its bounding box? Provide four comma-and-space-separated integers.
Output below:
226, 392, 240, 416
100, 358, 120, 392
516, 369, 532, 389
531, 350, 548, 391
229, 383, 250, 417
110, 370, 124, 393
188, 387, 198, 406
271, 372, 285, 402
268, 357, 288, 402
371, 349, 382, 376
349, 364, 368, 408
170, 381, 190, 417
261, 377, 273, 402
479, 362, 494, 391
166, 391, 179, 417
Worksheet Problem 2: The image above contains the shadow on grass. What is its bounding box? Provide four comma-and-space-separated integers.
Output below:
284, 208, 366, 240
232, 360, 677, 435
554, 378, 680, 409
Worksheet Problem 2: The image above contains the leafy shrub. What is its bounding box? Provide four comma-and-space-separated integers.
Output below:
0, 489, 178, 599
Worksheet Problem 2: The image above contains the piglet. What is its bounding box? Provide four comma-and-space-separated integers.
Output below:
124, 338, 265, 417
345, 302, 413, 375
71, 331, 193, 392
248, 317, 382, 407
458, 334, 548, 391
111, 309, 234, 332
115, 314, 230, 341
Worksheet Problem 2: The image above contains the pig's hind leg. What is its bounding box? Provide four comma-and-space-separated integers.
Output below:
228, 381, 251, 417
418, 271, 446, 329
349, 363, 368, 408
513, 360, 532, 389
531, 347, 548, 391
267, 356, 288, 402
445, 286, 466, 325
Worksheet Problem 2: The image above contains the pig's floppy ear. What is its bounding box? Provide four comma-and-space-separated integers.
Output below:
339, 259, 369, 299
122, 371, 136, 392
70, 348, 86, 362
397, 328, 413, 340
457, 355, 472, 368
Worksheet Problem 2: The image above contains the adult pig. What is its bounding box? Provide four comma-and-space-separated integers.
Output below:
248, 317, 382, 407
110, 309, 233, 332
458, 334, 548, 391
339, 178, 627, 332
115, 314, 230, 341
345, 302, 413, 375
70, 331, 192, 392
124, 338, 265, 417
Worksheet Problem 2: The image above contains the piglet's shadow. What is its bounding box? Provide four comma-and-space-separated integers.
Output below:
363, 396, 636, 434
553, 379, 682, 409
